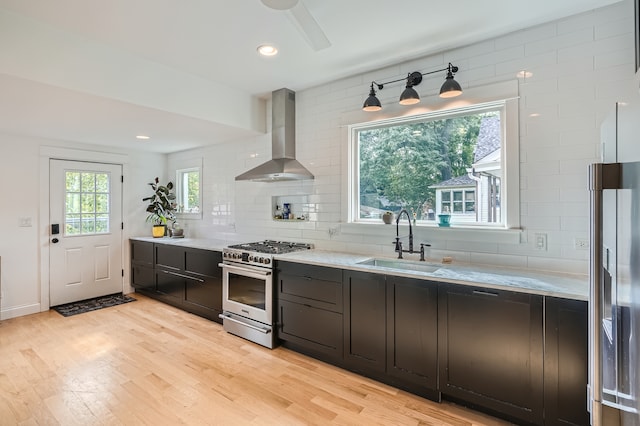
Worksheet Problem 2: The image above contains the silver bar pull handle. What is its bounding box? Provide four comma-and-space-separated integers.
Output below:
218, 314, 271, 334
162, 270, 205, 283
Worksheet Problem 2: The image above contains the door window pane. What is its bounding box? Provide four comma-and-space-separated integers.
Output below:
64, 170, 110, 236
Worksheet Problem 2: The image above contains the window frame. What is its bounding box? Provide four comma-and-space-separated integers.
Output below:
345, 80, 520, 231
170, 157, 203, 221
176, 167, 201, 216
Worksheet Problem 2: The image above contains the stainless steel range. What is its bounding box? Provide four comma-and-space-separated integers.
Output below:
218, 240, 313, 348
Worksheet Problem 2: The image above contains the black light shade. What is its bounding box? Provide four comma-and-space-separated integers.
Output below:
399, 85, 420, 105
363, 64, 461, 111
439, 71, 463, 98
363, 83, 382, 111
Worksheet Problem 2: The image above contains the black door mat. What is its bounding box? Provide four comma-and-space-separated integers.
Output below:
52, 293, 136, 317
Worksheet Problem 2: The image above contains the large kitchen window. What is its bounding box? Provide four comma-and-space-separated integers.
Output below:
348, 88, 519, 229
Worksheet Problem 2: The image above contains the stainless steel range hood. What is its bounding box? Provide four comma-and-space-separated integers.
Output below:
235, 88, 314, 182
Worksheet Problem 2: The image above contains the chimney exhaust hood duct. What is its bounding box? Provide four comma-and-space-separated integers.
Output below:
235, 88, 314, 182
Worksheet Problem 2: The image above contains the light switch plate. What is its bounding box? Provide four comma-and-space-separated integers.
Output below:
19, 216, 32, 227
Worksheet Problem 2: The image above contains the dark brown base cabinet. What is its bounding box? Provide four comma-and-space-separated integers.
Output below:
437, 286, 589, 426
438, 283, 545, 425
386, 275, 438, 395
330, 270, 440, 401
343, 270, 387, 374
276, 261, 343, 363
544, 297, 589, 426
130, 240, 222, 323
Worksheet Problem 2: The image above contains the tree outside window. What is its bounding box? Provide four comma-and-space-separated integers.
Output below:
354, 106, 503, 226
176, 167, 201, 214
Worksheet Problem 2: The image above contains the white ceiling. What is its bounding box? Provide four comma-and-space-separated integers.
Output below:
0, 0, 623, 153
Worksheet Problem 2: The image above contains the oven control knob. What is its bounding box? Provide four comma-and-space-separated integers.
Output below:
264, 258, 271, 265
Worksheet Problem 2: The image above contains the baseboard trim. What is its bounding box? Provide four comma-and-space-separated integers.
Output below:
1, 303, 41, 320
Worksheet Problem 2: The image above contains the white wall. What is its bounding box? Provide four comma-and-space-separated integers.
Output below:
0, 132, 166, 319
174, 1, 636, 278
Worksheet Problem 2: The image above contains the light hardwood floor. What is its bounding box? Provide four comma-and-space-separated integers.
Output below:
0, 294, 512, 425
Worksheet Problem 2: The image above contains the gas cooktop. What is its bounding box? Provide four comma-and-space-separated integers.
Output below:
227, 240, 313, 254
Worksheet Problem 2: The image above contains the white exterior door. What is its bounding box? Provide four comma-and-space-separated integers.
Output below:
49, 160, 123, 306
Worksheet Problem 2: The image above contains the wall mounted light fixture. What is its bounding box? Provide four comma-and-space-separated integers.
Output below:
362, 63, 462, 112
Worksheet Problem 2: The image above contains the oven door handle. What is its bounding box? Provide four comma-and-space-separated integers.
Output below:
218, 262, 272, 277
218, 313, 272, 334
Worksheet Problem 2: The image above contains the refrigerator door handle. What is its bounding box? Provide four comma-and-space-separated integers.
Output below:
589, 163, 621, 426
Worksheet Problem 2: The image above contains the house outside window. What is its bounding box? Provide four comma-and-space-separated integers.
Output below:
429, 114, 502, 224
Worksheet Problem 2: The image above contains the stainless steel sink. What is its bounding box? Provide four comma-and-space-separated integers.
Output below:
357, 258, 440, 273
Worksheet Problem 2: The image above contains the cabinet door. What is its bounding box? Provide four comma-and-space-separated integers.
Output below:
343, 270, 386, 373
544, 297, 589, 426
279, 299, 342, 359
131, 240, 153, 265
438, 283, 544, 425
386, 276, 438, 391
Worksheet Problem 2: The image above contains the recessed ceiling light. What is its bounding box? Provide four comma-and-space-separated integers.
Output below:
257, 44, 278, 56
136, 135, 150, 140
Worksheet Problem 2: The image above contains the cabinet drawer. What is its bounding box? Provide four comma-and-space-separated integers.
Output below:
155, 244, 185, 270
279, 299, 342, 357
277, 261, 342, 282
185, 248, 221, 277
156, 269, 185, 299
278, 273, 342, 312
131, 240, 153, 265
185, 276, 222, 312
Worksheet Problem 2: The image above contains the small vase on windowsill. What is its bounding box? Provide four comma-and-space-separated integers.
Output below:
382, 211, 394, 224
438, 207, 451, 227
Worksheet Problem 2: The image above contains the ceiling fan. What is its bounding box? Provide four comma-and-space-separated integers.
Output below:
260, 0, 331, 51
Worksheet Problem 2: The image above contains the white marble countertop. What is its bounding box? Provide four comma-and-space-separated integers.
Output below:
131, 237, 589, 301
276, 250, 589, 301
131, 236, 230, 251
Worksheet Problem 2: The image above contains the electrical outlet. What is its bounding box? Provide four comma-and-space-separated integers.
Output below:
534, 233, 547, 250
19, 216, 32, 227
574, 238, 590, 250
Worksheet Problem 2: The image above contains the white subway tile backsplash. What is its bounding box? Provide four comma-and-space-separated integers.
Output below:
168, 2, 632, 275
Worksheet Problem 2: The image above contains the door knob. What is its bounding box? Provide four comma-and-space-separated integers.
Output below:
52, 238, 59, 243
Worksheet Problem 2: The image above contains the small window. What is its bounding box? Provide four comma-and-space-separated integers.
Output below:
65, 171, 110, 236
176, 167, 201, 216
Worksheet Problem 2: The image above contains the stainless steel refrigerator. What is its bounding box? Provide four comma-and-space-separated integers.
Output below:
590, 99, 640, 425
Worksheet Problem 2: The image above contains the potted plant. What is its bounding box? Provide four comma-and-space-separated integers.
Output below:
142, 177, 176, 237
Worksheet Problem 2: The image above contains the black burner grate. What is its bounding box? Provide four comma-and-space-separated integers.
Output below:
227, 240, 313, 254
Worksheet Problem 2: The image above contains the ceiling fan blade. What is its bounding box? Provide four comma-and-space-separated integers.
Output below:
288, 1, 331, 51
260, 0, 299, 10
